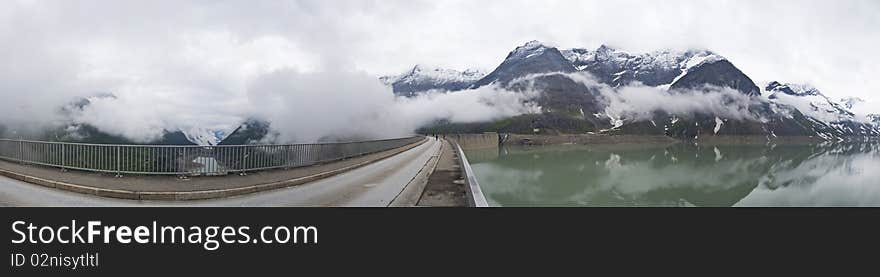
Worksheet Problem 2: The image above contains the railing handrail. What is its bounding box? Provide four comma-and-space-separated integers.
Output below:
454, 142, 489, 207
0, 136, 424, 176
0, 136, 420, 148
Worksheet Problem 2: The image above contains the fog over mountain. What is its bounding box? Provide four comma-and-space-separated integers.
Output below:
247, 68, 539, 143
1, 0, 878, 144
0, 0, 541, 144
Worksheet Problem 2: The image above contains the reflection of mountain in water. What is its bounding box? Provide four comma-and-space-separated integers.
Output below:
467, 141, 880, 206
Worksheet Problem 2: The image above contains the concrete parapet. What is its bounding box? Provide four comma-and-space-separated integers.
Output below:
442, 133, 499, 150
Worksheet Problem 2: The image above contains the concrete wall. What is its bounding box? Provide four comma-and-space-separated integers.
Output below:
505, 134, 677, 145
459, 147, 499, 163
442, 133, 498, 150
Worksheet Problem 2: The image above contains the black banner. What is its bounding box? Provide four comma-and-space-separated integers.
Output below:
3, 208, 880, 275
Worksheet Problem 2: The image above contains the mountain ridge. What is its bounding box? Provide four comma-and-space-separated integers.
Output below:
408, 40, 879, 140
380, 64, 486, 97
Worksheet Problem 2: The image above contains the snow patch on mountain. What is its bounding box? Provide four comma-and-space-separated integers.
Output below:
684, 53, 726, 71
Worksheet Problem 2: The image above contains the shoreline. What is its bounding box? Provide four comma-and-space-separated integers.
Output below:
501, 133, 877, 146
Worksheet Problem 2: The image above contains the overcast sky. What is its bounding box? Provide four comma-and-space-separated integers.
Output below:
2, 0, 879, 141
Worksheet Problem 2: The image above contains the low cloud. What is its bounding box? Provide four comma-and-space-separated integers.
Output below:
527, 72, 764, 126
247, 68, 540, 143
0, 1, 542, 143
3, 62, 541, 143
601, 84, 760, 122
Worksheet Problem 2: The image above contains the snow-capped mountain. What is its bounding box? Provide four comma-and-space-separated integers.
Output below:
182, 118, 275, 146
181, 126, 239, 146
840, 96, 879, 119
839, 96, 880, 128
479, 41, 776, 137
380, 65, 485, 97
391, 42, 744, 95
471, 40, 576, 88
765, 82, 879, 137
560, 44, 764, 96
471, 41, 610, 128
409, 40, 880, 140
561, 46, 722, 88
767, 82, 854, 123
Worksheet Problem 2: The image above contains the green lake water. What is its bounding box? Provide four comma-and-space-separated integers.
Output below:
465, 141, 880, 207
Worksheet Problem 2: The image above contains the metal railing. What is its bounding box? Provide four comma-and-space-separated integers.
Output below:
453, 142, 489, 207
0, 136, 423, 176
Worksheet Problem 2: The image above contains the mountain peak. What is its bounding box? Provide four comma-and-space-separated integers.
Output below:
669, 59, 759, 96
411, 64, 427, 72
472, 40, 575, 88
506, 40, 554, 61
681, 52, 726, 71
462, 68, 484, 75
399, 65, 484, 82
596, 44, 617, 52
522, 40, 548, 48
560, 45, 725, 87
766, 81, 820, 96
764, 81, 871, 136
380, 65, 486, 96
408, 64, 436, 75
840, 97, 865, 110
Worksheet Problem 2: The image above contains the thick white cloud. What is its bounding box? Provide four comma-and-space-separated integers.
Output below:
1, 0, 878, 141
247, 68, 540, 143
556, 72, 762, 124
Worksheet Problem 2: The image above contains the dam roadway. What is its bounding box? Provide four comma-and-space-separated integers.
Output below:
0, 137, 442, 207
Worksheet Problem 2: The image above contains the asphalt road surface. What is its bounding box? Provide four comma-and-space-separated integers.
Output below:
0, 137, 441, 207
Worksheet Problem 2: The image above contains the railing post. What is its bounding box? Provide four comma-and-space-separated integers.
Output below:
18, 140, 23, 162
61, 143, 66, 171
115, 145, 121, 177
184, 147, 189, 177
